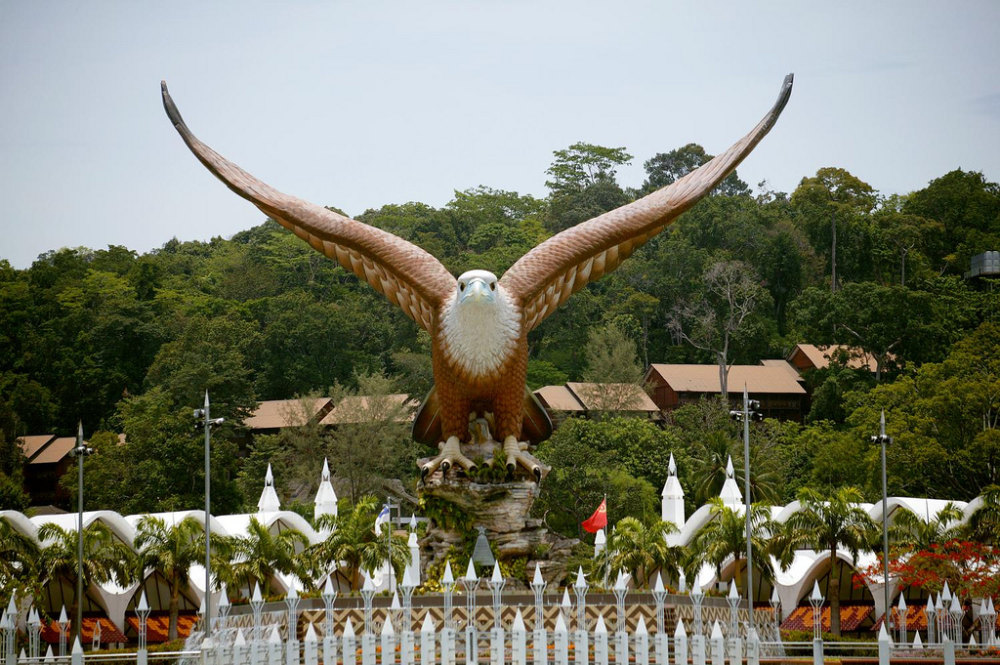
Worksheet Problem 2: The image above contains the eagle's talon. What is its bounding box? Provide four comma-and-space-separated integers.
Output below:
420, 436, 477, 479
502, 435, 550, 482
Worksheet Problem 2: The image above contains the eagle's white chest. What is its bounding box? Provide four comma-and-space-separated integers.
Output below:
440, 287, 521, 378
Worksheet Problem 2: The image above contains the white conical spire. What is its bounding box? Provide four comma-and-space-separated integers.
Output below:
443, 561, 454, 585
661, 452, 686, 528
257, 463, 281, 513
594, 528, 606, 557
718, 455, 742, 507
464, 559, 477, 583
314, 459, 338, 521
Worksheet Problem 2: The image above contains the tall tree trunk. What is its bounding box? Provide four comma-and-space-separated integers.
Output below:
717, 352, 729, 399
831, 212, 838, 292
168, 579, 180, 641
829, 549, 841, 637
69, 598, 80, 645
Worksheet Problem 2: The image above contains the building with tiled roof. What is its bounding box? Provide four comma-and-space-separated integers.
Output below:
644, 363, 808, 420
244, 397, 335, 433
787, 343, 881, 374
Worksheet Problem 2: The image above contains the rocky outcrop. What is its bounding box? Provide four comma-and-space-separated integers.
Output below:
419, 475, 578, 588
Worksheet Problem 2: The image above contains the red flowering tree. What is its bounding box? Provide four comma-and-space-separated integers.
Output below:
855, 540, 1000, 601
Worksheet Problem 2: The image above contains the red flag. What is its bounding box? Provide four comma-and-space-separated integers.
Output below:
581, 498, 607, 533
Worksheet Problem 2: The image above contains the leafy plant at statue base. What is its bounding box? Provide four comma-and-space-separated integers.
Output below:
418, 494, 474, 533
853, 540, 1000, 601
466, 449, 510, 484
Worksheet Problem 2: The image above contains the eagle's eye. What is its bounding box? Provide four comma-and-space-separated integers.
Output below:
490, 282, 496, 291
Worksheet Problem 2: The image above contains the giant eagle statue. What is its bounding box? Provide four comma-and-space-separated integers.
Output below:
162, 75, 793, 481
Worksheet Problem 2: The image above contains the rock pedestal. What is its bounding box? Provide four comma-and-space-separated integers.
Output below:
419, 475, 577, 586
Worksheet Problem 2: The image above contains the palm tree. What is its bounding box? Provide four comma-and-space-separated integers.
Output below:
693, 498, 774, 592
595, 517, 680, 588
690, 433, 736, 505
37, 522, 134, 642
965, 485, 1000, 546
773, 487, 876, 637
0, 516, 40, 601
889, 503, 963, 552
312, 495, 409, 590
133, 516, 211, 641
228, 517, 309, 598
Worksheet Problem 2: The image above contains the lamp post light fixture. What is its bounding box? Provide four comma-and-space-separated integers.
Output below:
461, 560, 479, 665
58, 605, 69, 657
769, 587, 781, 638
870, 411, 892, 632
136, 591, 150, 665
691, 580, 705, 636
730, 387, 761, 635
193, 391, 224, 641
808, 582, 824, 642
442, 561, 457, 630
68, 421, 95, 641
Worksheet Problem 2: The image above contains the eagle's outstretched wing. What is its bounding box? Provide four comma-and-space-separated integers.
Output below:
500, 75, 793, 333
161, 82, 456, 331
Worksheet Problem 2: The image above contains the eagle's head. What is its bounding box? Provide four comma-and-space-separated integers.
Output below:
441, 269, 520, 377
456, 270, 499, 306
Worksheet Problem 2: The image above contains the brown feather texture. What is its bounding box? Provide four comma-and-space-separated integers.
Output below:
500, 74, 794, 333
160, 82, 455, 332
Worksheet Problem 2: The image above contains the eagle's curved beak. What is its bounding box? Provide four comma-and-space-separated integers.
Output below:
461, 277, 494, 304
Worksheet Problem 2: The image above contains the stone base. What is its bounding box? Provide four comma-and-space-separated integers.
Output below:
419, 476, 577, 587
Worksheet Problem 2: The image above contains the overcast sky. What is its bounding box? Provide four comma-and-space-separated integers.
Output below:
1, 1, 998, 269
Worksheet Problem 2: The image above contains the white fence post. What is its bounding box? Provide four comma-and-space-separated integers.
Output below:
554, 613, 569, 665
380, 614, 395, 665
710, 621, 724, 665
943, 636, 956, 665
70, 637, 82, 665
441, 622, 455, 665
401, 620, 414, 665
674, 619, 688, 665
634, 616, 649, 665
266, 627, 282, 665
533, 618, 547, 665
363, 627, 376, 665
343, 617, 357, 665
325, 619, 339, 665
491, 625, 504, 665
233, 629, 246, 665
690, 630, 705, 665
303, 624, 318, 665
420, 615, 435, 665
512, 610, 526, 665
878, 622, 892, 665
746, 628, 760, 665
593, 615, 608, 665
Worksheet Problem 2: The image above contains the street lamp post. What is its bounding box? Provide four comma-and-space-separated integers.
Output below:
193, 391, 224, 641
68, 421, 94, 641
730, 387, 760, 635
870, 411, 892, 632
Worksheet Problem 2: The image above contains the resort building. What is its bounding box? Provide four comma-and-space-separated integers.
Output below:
644, 363, 808, 420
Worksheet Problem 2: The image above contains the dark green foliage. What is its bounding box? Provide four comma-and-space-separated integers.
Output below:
1, 147, 998, 522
